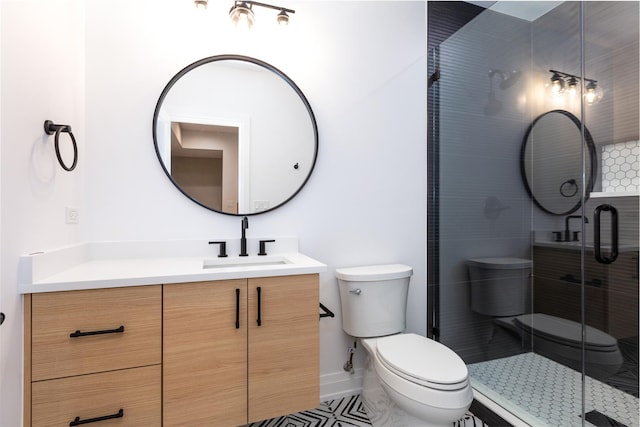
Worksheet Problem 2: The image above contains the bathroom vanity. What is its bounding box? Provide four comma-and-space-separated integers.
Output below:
20, 240, 325, 427
532, 243, 639, 340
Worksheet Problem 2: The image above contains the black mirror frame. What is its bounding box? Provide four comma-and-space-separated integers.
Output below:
520, 109, 597, 216
152, 54, 319, 216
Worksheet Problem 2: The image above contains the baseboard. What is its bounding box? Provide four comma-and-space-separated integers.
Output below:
320, 369, 364, 402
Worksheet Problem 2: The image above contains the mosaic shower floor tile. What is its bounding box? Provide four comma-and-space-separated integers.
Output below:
469, 352, 639, 427
245, 394, 487, 427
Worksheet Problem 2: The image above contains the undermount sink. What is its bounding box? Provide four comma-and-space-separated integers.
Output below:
202, 255, 292, 269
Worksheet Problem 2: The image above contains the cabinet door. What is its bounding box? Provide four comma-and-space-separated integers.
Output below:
163, 280, 247, 427
606, 251, 639, 338
247, 274, 319, 423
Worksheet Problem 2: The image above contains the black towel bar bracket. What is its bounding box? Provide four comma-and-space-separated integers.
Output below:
319, 303, 335, 320
44, 120, 78, 172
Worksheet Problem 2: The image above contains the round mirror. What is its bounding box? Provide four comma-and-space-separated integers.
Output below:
520, 109, 597, 215
153, 55, 318, 216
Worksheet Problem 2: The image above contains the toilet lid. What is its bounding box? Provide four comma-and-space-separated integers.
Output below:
376, 333, 468, 390
514, 314, 618, 351
335, 264, 413, 281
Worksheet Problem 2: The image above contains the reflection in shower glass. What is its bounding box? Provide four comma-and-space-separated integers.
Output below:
428, 1, 639, 426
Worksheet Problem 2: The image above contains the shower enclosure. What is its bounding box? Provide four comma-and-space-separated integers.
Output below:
428, 2, 639, 425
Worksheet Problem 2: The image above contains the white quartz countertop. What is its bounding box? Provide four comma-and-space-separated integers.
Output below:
531, 231, 639, 252
19, 239, 327, 294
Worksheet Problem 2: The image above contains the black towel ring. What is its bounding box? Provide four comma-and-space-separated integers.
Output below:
44, 120, 78, 171
559, 178, 578, 198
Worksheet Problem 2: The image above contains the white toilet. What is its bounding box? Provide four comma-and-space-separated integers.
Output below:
336, 264, 473, 427
467, 257, 623, 379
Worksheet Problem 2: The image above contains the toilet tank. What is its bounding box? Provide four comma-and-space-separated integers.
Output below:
336, 264, 413, 338
466, 257, 531, 316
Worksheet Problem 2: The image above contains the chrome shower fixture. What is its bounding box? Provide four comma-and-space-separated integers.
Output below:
548, 69, 603, 104
488, 69, 521, 90
484, 68, 520, 115
228, 0, 295, 28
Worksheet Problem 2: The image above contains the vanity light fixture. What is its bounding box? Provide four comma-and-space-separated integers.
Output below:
566, 76, 578, 96
550, 71, 565, 94
547, 69, 603, 104
228, 1, 295, 28
229, 1, 256, 28
584, 80, 603, 105
276, 9, 291, 25
194, 0, 208, 9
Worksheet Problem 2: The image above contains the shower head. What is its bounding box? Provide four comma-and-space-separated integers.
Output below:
488, 69, 521, 90
500, 70, 521, 89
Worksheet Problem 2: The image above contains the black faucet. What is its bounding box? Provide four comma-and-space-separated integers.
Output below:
565, 215, 588, 241
208, 241, 228, 258
258, 239, 275, 256
240, 216, 249, 256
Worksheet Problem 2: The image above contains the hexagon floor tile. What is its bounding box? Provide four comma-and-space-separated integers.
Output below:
469, 352, 639, 427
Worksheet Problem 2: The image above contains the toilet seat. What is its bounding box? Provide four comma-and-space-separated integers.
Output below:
375, 333, 469, 391
514, 313, 619, 352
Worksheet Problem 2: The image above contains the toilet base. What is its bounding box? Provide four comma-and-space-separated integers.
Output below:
362, 352, 471, 427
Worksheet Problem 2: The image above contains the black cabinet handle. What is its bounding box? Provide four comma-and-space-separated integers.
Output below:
235, 288, 240, 329
69, 408, 123, 426
594, 204, 619, 264
70, 325, 124, 338
256, 286, 262, 327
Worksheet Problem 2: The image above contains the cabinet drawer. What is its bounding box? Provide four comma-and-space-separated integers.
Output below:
32, 365, 161, 427
31, 285, 161, 381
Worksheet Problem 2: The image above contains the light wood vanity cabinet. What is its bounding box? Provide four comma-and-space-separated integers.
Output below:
24, 285, 162, 427
163, 274, 320, 426
604, 251, 639, 338
25, 274, 319, 426
533, 247, 639, 339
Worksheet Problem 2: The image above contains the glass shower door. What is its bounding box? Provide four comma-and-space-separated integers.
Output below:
428, 1, 639, 425
582, 2, 639, 425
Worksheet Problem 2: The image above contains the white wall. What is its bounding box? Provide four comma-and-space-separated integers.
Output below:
1, 1, 85, 426
0, 1, 427, 423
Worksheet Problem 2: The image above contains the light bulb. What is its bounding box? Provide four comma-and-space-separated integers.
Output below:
276, 10, 290, 26
567, 77, 578, 96
550, 73, 564, 94
584, 81, 603, 105
230, 2, 255, 29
